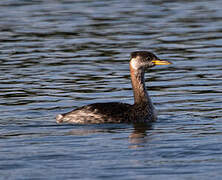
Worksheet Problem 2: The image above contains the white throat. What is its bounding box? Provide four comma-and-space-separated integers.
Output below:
130, 58, 140, 70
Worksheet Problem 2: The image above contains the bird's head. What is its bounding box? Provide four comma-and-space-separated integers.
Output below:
130, 51, 172, 70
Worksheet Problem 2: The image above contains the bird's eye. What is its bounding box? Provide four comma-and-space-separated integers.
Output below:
146, 57, 151, 61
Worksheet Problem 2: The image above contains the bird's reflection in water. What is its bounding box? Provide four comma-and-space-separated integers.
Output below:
128, 123, 153, 148
64, 124, 127, 136
64, 123, 153, 148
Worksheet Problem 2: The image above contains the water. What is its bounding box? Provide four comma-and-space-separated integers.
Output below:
1, 0, 222, 179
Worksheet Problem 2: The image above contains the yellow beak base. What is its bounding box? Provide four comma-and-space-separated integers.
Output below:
152, 60, 172, 65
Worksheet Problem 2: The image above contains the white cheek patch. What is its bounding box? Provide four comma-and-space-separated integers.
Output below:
130, 58, 139, 69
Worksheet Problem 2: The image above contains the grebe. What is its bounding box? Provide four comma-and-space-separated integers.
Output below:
56, 51, 172, 124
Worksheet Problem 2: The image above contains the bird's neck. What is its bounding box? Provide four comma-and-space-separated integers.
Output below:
130, 66, 152, 106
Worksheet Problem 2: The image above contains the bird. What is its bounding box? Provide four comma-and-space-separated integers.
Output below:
56, 51, 172, 124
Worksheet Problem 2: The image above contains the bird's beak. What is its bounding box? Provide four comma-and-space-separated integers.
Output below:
152, 59, 172, 65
